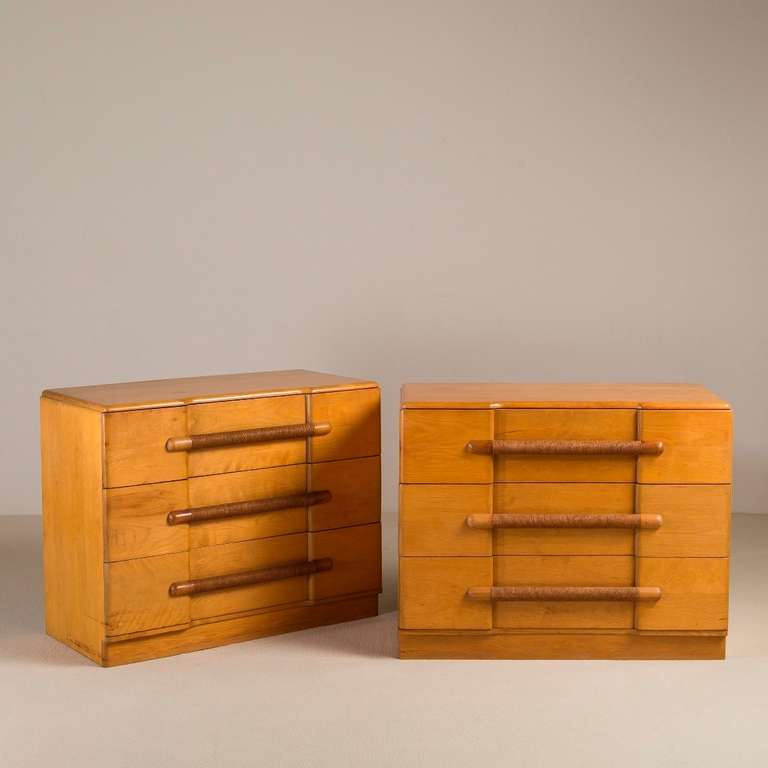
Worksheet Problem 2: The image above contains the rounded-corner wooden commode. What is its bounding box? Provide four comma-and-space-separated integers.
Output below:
41, 369, 382, 666
398, 383, 731, 660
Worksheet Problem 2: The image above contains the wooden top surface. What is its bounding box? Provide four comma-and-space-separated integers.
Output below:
400, 383, 730, 410
43, 370, 378, 412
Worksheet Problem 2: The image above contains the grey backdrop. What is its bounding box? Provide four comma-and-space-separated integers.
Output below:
2, 1, 766, 549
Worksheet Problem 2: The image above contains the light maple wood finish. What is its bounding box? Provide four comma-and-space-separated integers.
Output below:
493, 555, 635, 629
104, 594, 378, 666
399, 632, 726, 660
494, 409, 638, 482
636, 484, 731, 557
400, 382, 730, 410
494, 483, 636, 556
45, 369, 378, 412
189, 533, 309, 620
399, 557, 493, 630
186, 395, 307, 477
399, 484, 493, 557
41, 398, 106, 663
400, 409, 493, 484
638, 409, 733, 484
635, 557, 729, 630
310, 523, 382, 600
310, 388, 381, 462
104, 407, 188, 488
308, 456, 381, 531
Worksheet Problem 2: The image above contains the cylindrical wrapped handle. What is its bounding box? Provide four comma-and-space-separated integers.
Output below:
166, 422, 332, 452
467, 586, 662, 602
169, 558, 332, 597
466, 440, 664, 456
167, 490, 332, 526
466, 513, 663, 530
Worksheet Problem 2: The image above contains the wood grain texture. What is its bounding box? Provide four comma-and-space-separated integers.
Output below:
638, 410, 732, 484
494, 555, 635, 629
400, 382, 730, 410
105, 552, 191, 636
399, 631, 726, 660
41, 398, 106, 663
494, 483, 636, 556
635, 557, 729, 630
309, 388, 381, 462
104, 594, 378, 666
399, 557, 493, 630
189, 533, 309, 620
308, 456, 381, 531
636, 484, 731, 557
186, 395, 306, 477
310, 523, 382, 600
400, 409, 493, 484
104, 407, 188, 488
494, 409, 638, 482
399, 484, 493, 557
44, 369, 378, 412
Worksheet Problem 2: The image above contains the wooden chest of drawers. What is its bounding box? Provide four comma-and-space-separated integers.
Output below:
398, 383, 732, 659
41, 370, 381, 665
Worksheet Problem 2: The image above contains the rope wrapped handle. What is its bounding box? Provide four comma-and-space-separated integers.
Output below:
166, 422, 331, 452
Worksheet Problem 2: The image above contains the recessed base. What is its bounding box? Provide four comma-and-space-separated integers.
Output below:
399, 630, 726, 660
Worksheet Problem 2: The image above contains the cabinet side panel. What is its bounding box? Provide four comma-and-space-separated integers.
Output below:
41, 397, 105, 663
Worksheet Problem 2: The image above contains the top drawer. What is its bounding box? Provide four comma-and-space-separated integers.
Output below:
104, 389, 380, 488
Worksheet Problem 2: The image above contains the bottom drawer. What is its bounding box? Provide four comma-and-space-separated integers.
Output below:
106, 524, 382, 636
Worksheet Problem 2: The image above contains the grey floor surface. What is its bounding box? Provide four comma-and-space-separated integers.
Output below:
1, 514, 767, 767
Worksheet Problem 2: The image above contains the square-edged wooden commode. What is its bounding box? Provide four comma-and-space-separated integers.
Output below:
399, 383, 732, 660
41, 370, 381, 666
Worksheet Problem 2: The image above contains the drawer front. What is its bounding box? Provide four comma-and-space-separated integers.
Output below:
189, 533, 309, 620
636, 485, 731, 558
399, 556, 492, 630
635, 557, 729, 630
399, 484, 493, 557
638, 410, 732, 484
308, 456, 381, 531
105, 408, 188, 488
494, 409, 638, 482
310, 523, 382, 600
310, 389, 381, 462
105, 552, 190, 637
494, 556, 635, 629
401, 409, 493, 484
494, 483, 636, 556
186, 396, 307, 477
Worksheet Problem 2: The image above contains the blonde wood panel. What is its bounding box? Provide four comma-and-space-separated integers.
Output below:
399, 632, 726, 660
309, 388, 381, 462
104, 407, 188, 488
103, 594, 379, 666
494, 483, 635, 555
44, 369, 378, 412
106, 480, 189, 561
310, 523, 382, 600
493, 556, 635, 629
636, 485, 731, 558
186, 395, 306, 477
399, 557, 493, 630
399, 484, 492, 557
400, 382, 730, 410
494, 409, 638, 482
635, 558, 729, 630
400, 409, 493, 484
308, 456, 381, 531
105, 552, 191, 637
189, 533, 309, 620
187, 464, 307, 548
41, 398, 106, 663
638, 410, 733, 484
